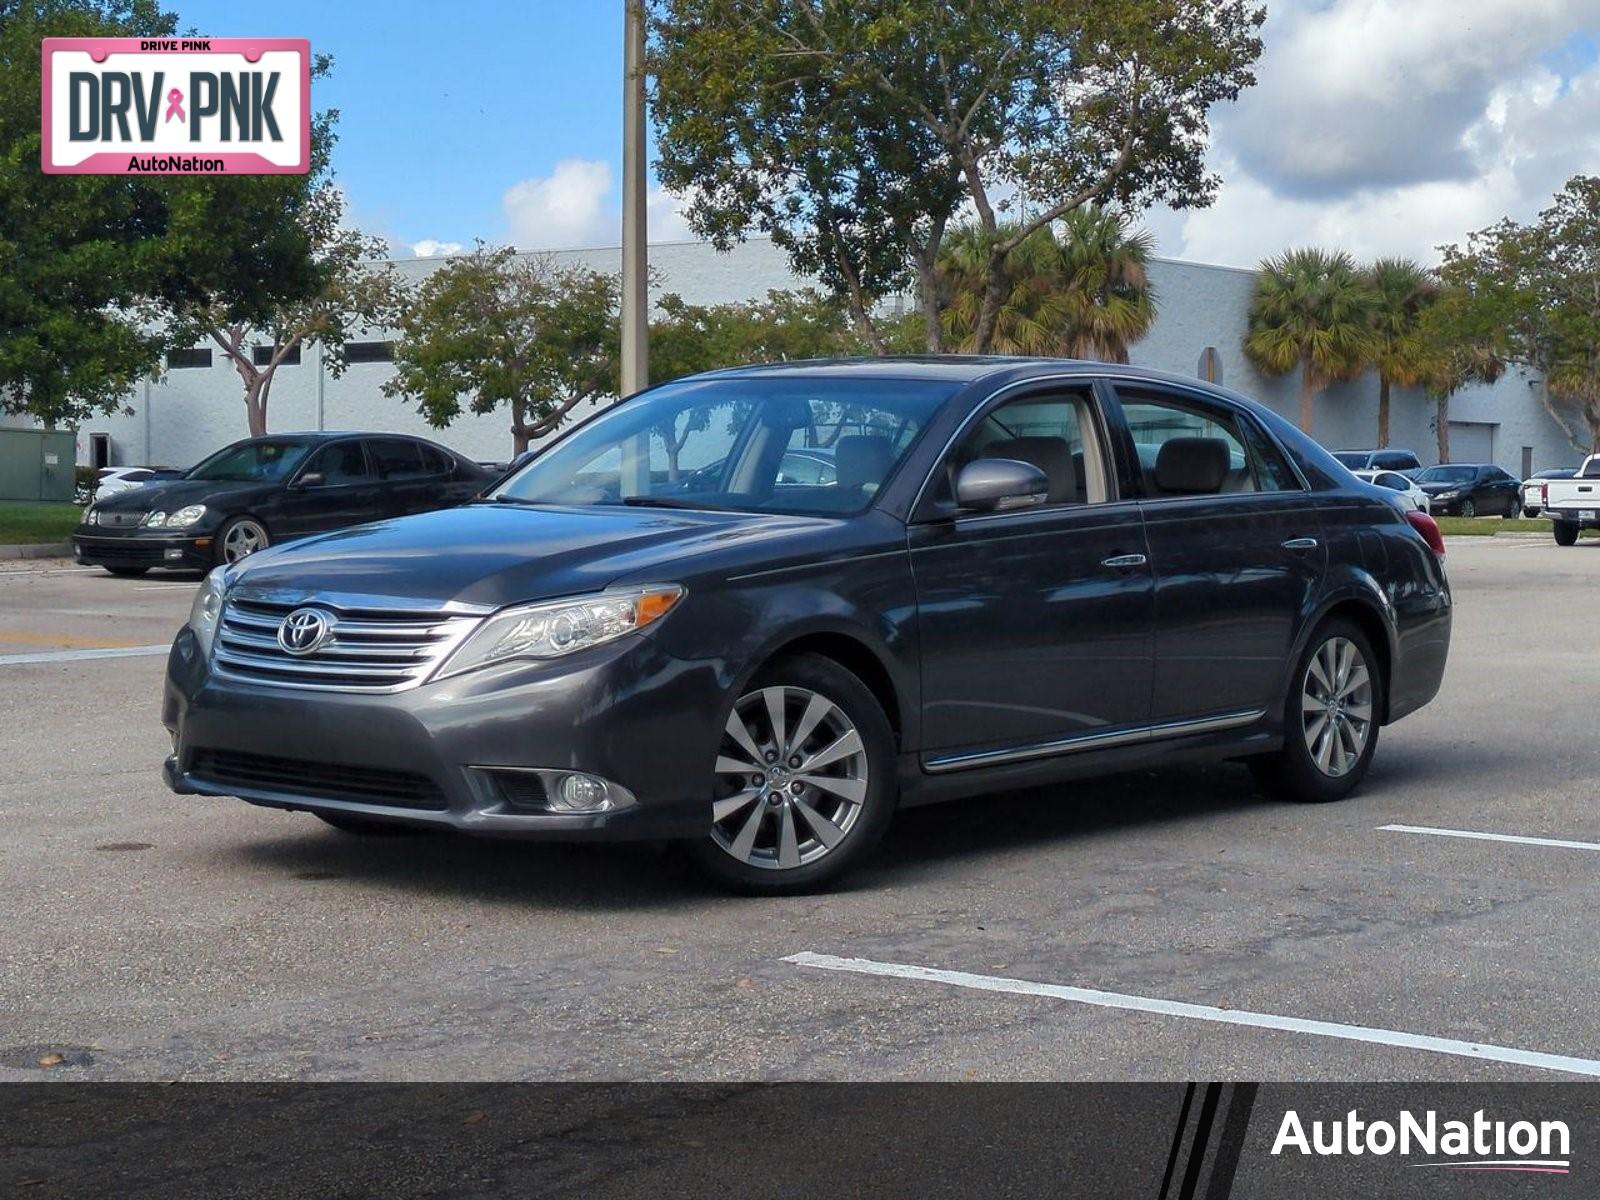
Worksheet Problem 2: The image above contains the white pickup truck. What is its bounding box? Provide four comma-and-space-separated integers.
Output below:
1541, 455, 1600, 545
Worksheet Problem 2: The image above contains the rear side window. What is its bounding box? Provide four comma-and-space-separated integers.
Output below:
417, 445, 455, 476
368, 439, 428, 481
1117, 389, 1298, 496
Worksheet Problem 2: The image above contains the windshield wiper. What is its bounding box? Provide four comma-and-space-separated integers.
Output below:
482, 493, 552, 506
617, 495, 718, 510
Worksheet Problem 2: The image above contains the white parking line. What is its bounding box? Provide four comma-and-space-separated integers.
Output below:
0, 644, 169, 666
782, 951, 1600, 1078
1380, 824, 1600, 853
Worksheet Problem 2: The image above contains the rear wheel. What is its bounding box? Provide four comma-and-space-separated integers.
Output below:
105, 566, 149, 577
1250, 619, 1381, 804
1506, 497, 1522, 519
683, 654, 897, 894
1554, 520, 1580, 546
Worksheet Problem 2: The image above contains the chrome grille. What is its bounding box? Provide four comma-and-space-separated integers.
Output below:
97, 510, 147, 528
213, 597, 482, 692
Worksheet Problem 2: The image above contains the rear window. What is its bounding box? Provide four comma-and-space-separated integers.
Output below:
1332, 452, 1370, 469
369, 440, 428, 480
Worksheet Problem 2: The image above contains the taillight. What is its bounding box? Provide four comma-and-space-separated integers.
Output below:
1406, 509, 1446, 557
1541, 482, 1549, 505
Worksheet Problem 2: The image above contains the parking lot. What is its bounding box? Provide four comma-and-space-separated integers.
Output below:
1, 537, 1596, 1082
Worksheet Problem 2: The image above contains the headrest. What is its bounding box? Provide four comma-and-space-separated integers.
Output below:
985, 436, 1076, 503
833, 435, 895, 491
1154, 437, 1231, 495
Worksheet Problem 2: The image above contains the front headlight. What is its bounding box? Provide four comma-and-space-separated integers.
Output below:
165, 505, 206, 528
143, 510, 167, 527
187, 566, 227, 657
1435, 490, 1458, 500
85, 508, 98, 526
433, 585, 684, 681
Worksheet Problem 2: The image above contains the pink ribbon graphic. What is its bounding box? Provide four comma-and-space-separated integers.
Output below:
164, 88, 185, 123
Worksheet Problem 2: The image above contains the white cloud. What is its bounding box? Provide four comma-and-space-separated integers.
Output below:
502, 157, 703, 249
409, 239, 464, 258
1158, 0, 1600, 267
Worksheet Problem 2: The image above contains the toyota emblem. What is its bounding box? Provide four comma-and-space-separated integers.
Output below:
276, 607, 334, 656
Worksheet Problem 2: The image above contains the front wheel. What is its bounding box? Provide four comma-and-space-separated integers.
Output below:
1460, 499, 1476, 518
1554, 520, 1580, 546
1506, 497, 1522, 519
215, 516, 270, 565
683, 654, 897, 894
1250, 619, 1381, 804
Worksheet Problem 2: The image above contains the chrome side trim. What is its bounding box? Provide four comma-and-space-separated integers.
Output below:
922, 707, 1267, 774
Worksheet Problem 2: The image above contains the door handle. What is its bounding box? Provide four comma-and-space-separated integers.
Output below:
1281, 537, 1319, 552
1101, 553, 1147, 568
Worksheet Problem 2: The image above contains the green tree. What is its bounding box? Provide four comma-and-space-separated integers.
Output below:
939, 207, 1156, 359
648, 0, 1263, 354
164, 184, 406, 436
384, 246, 619, 454
2, 1, 344, 429
1415, 282, 1506, 463
1243, 248, 1378, 435
1436, 176, 1600, 454
0, 0, 176, 426
1364, 257, 1437, 449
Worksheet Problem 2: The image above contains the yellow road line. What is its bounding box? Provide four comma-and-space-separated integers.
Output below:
0, 631, 155, 649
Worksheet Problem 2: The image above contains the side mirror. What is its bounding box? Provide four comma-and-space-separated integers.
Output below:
295, 472, 326, 489
954, 458, 1049, 512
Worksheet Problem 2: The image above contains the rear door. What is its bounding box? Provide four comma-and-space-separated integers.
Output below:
1107, 382, 1326, 724
909, 383, 1154, 762
368, 438, 443, 517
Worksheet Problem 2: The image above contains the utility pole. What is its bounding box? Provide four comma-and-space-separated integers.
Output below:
620, 0, 649, 398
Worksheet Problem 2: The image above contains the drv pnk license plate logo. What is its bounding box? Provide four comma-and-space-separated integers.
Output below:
41, 38, 310, 174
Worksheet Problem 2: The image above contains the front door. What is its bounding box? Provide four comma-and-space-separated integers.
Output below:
1110, 384, 1326, 723
909, 386, 1154, 760
276, 440, 383, 538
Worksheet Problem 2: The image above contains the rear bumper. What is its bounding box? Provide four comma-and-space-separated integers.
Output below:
161, 627, 717, 842
1545, 508, 1600, 527
74, 531, 213, 570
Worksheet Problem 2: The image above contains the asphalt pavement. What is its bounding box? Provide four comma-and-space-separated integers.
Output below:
1, 538, 1596, 1082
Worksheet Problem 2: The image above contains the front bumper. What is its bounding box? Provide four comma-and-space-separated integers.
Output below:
74, 529, 214, 570
161, 626, 719, 842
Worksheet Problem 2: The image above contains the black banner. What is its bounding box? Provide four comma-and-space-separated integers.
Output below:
3, 1084, 1596, 1197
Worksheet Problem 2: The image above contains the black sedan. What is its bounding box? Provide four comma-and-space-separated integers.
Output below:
162, 360, 1451, 892
1412, 463, 1522, 517
75, 433, 491, 575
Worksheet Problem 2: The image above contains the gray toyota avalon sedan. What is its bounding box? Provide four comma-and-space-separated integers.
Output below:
163, 359, 1452, 892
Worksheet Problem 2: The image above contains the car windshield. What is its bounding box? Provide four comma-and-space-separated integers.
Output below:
1415, 465, 1476, 483
187, 440, 314, 483
494, 376, 956, 515
1332, 452, 1370, 468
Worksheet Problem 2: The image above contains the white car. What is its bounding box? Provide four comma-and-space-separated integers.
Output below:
1541, 455, 1600, 545
1353, 468, 1430, 514
92, 466, 181, 503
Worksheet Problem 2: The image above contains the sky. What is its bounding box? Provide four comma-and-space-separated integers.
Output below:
177, 0, 1600, 269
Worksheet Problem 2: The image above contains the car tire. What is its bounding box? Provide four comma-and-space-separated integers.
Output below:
1554, 520, 1580, 547
1249, 618, 1382, 805
215, 516, 271, 566
683, 653, 897, 894
314, 812, 427, 836
105, 566, 149, 577
1525, 506, 1541, 518
1460, 499, 1476, 518
1506, 498, 1521, 519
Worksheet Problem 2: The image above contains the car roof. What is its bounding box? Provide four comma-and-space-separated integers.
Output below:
690, 355, 1251, 389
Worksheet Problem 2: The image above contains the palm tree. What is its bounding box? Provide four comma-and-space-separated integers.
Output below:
939, 208, 1157, 361
1244, 249, 1378, 434
1417, 282, 1508, 462
1365, 258, 1438, 448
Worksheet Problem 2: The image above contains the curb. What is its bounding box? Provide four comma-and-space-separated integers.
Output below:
0, 542, 72, 560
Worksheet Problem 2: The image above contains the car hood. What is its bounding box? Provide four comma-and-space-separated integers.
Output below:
92, 477, 273, 511
1416, 481, 1469, 494
227, 502, 839, 609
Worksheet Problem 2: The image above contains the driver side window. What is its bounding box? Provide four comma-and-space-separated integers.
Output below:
942, 390, 1111, 508
304, 441, 370, 486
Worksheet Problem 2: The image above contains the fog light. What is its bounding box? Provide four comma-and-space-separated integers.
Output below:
555, 772, 610, 812
164, 548, 185, 561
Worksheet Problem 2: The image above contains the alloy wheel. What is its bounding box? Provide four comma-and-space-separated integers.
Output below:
711, 685, 868, 871
1461, 499, 1475, 518
1301, 636, 1373, 778
222, 519, 268, 563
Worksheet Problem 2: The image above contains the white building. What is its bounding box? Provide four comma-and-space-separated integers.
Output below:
7, 236, 1585, 476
